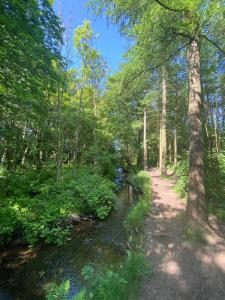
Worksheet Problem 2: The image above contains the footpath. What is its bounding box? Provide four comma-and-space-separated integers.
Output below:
141, 168, 225, 300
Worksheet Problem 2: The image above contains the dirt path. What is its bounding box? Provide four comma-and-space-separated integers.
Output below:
141, 168, 225, 300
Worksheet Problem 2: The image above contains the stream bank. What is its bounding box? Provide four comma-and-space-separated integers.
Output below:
0, 181, 135, 300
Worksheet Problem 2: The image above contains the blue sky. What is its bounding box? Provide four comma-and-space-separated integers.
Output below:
53, 0, 128, 73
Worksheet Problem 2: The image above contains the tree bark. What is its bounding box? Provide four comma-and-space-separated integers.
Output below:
73, 87, 83, 170
143, 106, 148, 170
212, 102, 220, 156
173, 95, 178, 168
186, 40, 208, 224
56, 81, 63, 181
168, 142, 172, 164
159, 67, 167, 175
173, 128, 177, 168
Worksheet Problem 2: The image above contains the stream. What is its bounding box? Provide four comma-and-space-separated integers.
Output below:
0, 176, 135, 300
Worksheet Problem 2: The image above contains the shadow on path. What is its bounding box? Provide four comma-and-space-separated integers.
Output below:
141, 168, 225, 300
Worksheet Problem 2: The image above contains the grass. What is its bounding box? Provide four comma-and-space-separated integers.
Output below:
183, 224, 207, 245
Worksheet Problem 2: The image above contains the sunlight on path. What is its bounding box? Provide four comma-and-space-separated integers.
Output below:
141, 168, 225, 300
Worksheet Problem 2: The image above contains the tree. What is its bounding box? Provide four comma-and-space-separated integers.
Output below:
91, 0, 225, 225
0, 0, 63, 170
73, 20, 107, 168
159, 67, 167, 176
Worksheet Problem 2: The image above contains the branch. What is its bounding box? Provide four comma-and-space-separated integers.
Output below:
201, 35, 225, 55
171, 29, 192, 40
122, 41, 190, 90
154, 0, 185, 13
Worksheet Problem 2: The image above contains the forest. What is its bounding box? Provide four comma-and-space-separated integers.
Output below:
0, 0, 225, 299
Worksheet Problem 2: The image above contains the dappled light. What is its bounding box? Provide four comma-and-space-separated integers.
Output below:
0, 0, 225, 299
142, 169, 225, 300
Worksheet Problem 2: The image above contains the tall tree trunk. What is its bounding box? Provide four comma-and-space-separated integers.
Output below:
73, 87, 83, 170
21, 147, 28, 166
93, 88, 97, 165
143, 106, 148, 170
173, 95, 178, 168
212, 101, 220, 156
168, 141, 172, 164
56, 81, 63, 181
20, 122, 27, 166
159, 67, 167, 175
173, 129, 177, 168
186, 40, 207, 224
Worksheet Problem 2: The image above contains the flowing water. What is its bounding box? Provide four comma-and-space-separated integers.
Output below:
0, 179, 135, 300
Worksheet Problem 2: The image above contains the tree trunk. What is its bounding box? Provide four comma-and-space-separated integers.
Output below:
56, 81, 63, 181
186, 40, 207, 224
20, 122, 27, 166
73, 87, 83, 170
143, 106, 148, 170
173, 129, 177, 168
212, 101, 220, 156
159, 67, 167, 175
93, 88, 97, 165
174, 95, 178, 168
168, 142, 172, 164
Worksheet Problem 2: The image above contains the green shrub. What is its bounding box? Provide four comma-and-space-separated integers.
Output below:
0, 206, 19, 245
0, 167, 116, 246
173, 154, 225, 219
206, 152, 225, 219
125, 171, 152, 234
173, 159, 188, 199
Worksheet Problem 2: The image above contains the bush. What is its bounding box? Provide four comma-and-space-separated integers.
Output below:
0, 167, 116, 246
173, 159, 188, 199
173, 154, 225, 219
125, 171, 152, 234
0, 206, 19, 245
205, 152, 225, 219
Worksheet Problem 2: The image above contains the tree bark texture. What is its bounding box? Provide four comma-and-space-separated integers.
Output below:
159, 67, 167, 175
186, 40, 208, 224
143, 106, 148, 170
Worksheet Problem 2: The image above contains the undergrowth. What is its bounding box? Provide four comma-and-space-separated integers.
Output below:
0, 166, 116, 246
172, 153, 225, 220
171, 160, 188, 200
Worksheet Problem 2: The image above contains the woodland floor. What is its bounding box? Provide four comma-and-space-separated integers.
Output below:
141, 168, 225, 300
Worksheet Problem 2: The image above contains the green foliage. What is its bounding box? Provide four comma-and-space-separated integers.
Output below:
205, 152, 225, 219
125, 200, 149, 233
0, 167, 116, 246
46, 280, 70, 300
173, 154, 225, 219
0, 206, 19, 245
46, 251, 151, 300
125, 171, 152, 249
84, 145, 117, 179
173, 159, 188, 200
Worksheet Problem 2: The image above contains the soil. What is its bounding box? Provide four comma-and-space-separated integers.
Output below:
141, 168, 225, 300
